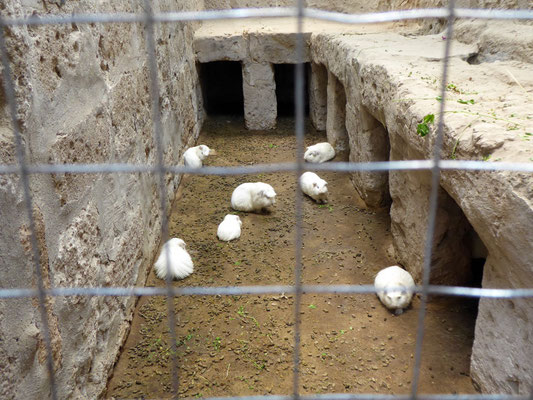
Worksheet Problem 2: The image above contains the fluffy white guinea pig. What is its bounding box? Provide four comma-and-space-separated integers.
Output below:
374, 265, 415, 315
231, 182, 276, 213
300, 172, 328, 203
217, 214, 242, 241
304, 142, 335, 163
154, 238, 194, 280
183, 145, 211, 168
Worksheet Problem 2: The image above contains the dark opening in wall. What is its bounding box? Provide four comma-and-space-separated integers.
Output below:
199, 61, 244, 116
468, 229, 487, 289
274, 63, 310, 117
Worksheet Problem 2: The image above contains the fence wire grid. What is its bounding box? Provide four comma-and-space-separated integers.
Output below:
1, 2, 532, 400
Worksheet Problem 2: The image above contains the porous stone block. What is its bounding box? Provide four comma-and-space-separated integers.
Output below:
194, 35, 247, 62
242, 61, 277, 130
309, 62, 327, 131
249, 33, 311, 63
0, 1, 203, 399
326, 71, 349, 151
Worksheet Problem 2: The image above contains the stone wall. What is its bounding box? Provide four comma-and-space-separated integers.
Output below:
0, 1, 203, 399
310, 30, 533, 394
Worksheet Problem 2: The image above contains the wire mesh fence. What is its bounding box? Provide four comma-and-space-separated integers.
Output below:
1, 1, 532, 400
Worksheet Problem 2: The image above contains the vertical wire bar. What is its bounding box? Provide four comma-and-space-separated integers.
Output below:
0, 19, 58, 400
291, 0, 306, 398
410, 1, 456, 398
142, 1, 180, 397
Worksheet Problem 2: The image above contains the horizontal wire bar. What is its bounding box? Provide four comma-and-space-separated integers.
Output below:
1, 284, 532, 299
1, 160, 532, 176
305, 7, 533, 24
2, 7, 533, 27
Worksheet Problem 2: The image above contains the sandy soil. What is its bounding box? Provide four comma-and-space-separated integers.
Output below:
105, 117, 478, 399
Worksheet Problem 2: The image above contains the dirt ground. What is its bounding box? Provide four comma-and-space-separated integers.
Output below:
105, 116, 478, 399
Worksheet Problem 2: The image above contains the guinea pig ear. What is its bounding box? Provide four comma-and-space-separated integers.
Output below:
258, 190, 265, 197
313, 182, 318, 188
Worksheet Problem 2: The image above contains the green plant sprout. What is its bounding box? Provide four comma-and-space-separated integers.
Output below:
236, 306, 259, 327
318, 204, 334, 212
417, 114, 435, 137
212, 336, 222, 351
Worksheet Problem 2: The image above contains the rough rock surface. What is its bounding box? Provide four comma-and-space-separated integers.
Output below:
242, 61, 277, 129
309, 62, 328, 131
311, 30, 533, 395
326, 71, 349, 151
0, 1, 202, 399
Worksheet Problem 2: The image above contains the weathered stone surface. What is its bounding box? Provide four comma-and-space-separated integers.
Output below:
326, 71, 348, 151
0, 1, 202, 399
194, 35, 247, 62
311, 29, 533, 395
309, 62, 328, 131
242, 61, 277, 130
249, 33, 311, 63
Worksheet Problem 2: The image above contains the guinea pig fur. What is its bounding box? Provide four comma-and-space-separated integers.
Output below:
374, 265, 415, 315
183, 145, 211, 168
154, 238, 194, 280
231, 182, 276, 213
300, 172, 328, 203
304, 142, 335, 163
217, 214, 242, 241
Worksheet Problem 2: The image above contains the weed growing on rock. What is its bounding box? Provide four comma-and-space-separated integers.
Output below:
417, 113, 435, 137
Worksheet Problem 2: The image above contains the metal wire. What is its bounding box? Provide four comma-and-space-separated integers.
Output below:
1, 160, 532, 176
2, 7, 533, 27
1, 3, 532, 400
1, 285, 533, 300
410, 1, 456, 398
292, 0, 306, 397
142, 1, 181, 396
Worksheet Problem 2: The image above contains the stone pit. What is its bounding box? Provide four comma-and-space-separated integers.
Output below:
0, 1, 532, 399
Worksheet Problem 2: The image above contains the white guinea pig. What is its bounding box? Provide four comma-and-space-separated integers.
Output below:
304, 142, 335, 163
154, 238, 194, 280
231, 182, 276, 213
217, 214, 242, 241
300, 172, 328, 203
374, 265, 415, 315
183, 145, 211, 168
